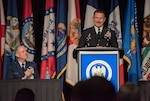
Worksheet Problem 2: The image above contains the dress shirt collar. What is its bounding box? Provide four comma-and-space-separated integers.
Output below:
18, 61, 26, 67
94, 26, 104, 34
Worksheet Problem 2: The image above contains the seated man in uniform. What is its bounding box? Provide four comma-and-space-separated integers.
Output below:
6, 45, 39, 79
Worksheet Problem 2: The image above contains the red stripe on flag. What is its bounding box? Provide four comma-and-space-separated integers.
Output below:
40, 61, 47, 79
45, 0, 54, 10
40, 57, 56, 79
75, 0, 80, 18
23, 0, 33, 19
119, 59, 125, 86
0, 25, 5, 37
67, 36, 73, 46
48, 57, 56, 78
0, 0, 5, 79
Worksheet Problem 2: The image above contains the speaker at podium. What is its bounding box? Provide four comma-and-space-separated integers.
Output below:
75, 47, 124, 92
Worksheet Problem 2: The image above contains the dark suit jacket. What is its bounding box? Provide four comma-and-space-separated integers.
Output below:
6, 61, 39, 79
78, 26, 118, 47
73, 26, 118, 59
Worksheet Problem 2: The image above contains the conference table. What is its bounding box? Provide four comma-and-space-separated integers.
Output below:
0, 79, 62, 101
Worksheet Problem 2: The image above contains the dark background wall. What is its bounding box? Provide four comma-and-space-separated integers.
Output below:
2, 0, 145, 71
2, 0, 145, 101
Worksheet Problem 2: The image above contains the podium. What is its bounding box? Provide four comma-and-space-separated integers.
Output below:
75, 47, 124, 92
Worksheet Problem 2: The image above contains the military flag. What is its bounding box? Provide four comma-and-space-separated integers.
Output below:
40, 0, 56, 79
141, 0, 150, 80
108, 0, 124, 85
56, 0, 67, 92
84, 0, 99, 29
21, 0, 35, 61
0, 0, 5, 79
66, 0, 81, 86
123, 0, 142, 84
3, 0, 20, 79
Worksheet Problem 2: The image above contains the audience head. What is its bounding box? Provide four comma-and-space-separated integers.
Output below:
15, 88, 34, 101
71, 80, 86, 101
81, 76, 116, 101
118, 82, 140, 101
93, 9, 106, 28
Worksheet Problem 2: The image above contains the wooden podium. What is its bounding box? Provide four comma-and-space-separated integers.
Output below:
75, 47, 124, 91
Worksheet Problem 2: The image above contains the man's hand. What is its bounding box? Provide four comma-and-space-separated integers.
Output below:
28, 67, 34, 74
22, 68, 34, 79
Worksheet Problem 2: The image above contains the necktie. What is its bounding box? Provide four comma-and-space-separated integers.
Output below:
22, 64, 25, 72
98, 28, 101, 35
97, 28, 101, 46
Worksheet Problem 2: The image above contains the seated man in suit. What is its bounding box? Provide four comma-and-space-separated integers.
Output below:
6, 45, 39, 79
73, 9, 118, 59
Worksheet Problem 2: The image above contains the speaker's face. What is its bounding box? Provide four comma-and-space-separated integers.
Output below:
93, 12, 106, 28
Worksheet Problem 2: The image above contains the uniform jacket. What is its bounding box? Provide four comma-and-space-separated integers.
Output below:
78, 26, 118, 47
73, 26, 118, 59
6, 61, 39, 79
